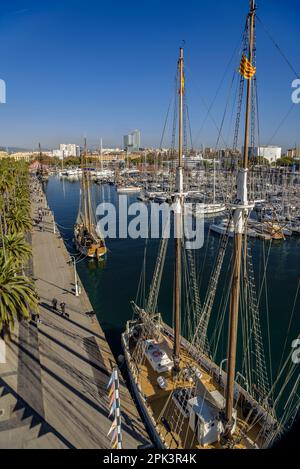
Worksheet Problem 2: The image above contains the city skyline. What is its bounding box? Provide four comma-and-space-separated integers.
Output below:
0, 0, 299, 149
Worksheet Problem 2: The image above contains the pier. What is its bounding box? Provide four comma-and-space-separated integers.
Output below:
0, 181, 149, 449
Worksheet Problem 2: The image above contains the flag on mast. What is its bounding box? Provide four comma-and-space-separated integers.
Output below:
239, 54, 256, 79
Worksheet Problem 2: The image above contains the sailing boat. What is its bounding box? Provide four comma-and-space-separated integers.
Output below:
122, 2, 298, 449
74, 140, 107, 259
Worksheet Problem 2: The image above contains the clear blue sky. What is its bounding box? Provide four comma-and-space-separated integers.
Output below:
0, 0, 299, 150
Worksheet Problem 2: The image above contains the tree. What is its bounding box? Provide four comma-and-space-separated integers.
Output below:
250, 156, 270, 166
0, 233, 32, 267
0, 159, 39, 340
0, 260, 39, 340
274, 157, 295, 167
6, 207, 32, 235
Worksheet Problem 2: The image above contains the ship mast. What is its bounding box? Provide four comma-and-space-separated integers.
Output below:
173, 47, 184, 372
85, 140, 93, 233
82, 139, 89, 229
225, 0, 256, 430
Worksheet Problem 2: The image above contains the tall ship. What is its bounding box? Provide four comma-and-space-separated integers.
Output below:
74, 140, 107, 259
122, 1, 299, 449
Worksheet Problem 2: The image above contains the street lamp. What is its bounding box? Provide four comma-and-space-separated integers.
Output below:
70, 256, 79, 297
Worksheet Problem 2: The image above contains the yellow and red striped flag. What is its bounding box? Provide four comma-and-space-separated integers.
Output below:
111, 439, 118, 450
107, 419, 117, 438
109, 389, 116, 408
182, 73, 185, 93
108, 382, 115, 400
239, 54, 256, 79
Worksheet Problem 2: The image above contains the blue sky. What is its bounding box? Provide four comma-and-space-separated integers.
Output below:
0, 0, 299, 150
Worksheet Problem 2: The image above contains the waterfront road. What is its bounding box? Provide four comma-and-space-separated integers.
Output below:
0, 182, 149, 449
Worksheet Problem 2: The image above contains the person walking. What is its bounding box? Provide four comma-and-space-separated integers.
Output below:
60, 302, 66, 316
52, 298, 58, 311
36, 313, 42, 325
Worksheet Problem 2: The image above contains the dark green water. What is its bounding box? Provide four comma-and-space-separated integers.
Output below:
45, 176, 300, 395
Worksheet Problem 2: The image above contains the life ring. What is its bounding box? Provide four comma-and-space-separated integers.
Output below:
152, 350, 162, 358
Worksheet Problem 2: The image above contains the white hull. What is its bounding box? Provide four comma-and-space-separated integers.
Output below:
201, 204, 226, 215
185, 204, 227, 218
210, 220, 257, 238
117, 186, 141, 194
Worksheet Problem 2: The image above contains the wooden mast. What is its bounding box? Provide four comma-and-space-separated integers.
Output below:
85, 140, 93, 233
83, 138, 89, 229
173, 47, 184, 372
225, 0, 256, 429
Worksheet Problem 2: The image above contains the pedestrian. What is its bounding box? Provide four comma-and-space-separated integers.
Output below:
52, 298, 58, 311
60, 302, 66, 316
36, 313, 42, 325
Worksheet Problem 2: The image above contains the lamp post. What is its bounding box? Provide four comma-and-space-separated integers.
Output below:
70, 256, 79, 297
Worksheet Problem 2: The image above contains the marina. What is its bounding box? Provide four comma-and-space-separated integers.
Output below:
44, 175, 300, 447
0, 0, 299, 456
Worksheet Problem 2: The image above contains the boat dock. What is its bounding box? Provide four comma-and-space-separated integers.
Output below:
0, 182, 149, 449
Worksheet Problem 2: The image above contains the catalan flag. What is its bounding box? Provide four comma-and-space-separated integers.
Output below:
108, 381, 115, 399
239, 54, 256, 79
107, 419, 117, 437
111, 439, 118, 450
109, 389, 116, 408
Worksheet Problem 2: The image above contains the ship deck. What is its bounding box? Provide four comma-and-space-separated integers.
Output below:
129, 332, 266, 449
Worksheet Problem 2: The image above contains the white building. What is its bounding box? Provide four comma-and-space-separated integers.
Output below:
183, 155, 203, 168
255, 146, 282, 164
101, 148, 122, 154
52, 144, 80, 159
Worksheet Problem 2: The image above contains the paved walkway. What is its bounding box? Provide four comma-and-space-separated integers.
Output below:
0, 180, 149, 449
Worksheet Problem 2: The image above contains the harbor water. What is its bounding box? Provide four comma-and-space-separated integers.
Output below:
45, 176, 300, 389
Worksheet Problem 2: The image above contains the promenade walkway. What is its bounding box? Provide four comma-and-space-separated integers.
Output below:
0, 179, 149, 449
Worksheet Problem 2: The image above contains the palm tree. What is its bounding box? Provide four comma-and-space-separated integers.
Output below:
0, 233, 32, 267
0, 170, 14, 208
0, 160, 39, 341
0, 260, 39, 341
6, 207, 32, 235
0, 198, 7, 261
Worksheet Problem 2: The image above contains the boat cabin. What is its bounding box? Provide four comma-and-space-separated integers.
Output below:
187, 390, 237, 447
144, 340, 173, 373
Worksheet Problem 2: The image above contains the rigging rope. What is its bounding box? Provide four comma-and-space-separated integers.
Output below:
257, 16, 300, 79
